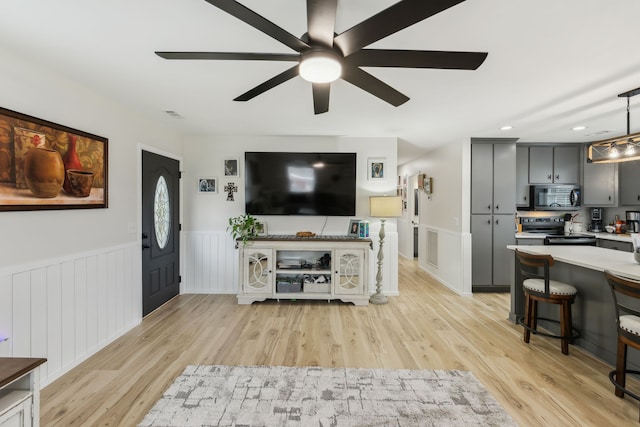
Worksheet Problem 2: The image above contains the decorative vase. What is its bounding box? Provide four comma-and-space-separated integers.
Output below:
63, 134, 83, 194
65, 169, 95, 197
23, 147, 65, 198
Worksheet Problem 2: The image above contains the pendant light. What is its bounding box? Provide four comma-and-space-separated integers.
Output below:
587, 87, 640, 163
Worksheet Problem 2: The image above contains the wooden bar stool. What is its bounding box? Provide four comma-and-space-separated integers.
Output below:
605, 270, 640, 403
515, 249, 580, 355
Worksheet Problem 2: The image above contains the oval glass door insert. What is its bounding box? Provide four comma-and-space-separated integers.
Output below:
154, 175, 170, 249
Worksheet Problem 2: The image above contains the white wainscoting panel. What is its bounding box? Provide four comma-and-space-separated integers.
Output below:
418, 226, 470, 296
183, 231, 238, 294
0, 242, 142, 386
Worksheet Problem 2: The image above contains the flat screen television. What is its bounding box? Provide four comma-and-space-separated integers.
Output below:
245, 152, 357, 216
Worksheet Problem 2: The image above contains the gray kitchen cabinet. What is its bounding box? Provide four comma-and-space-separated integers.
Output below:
529, 145, 579, 184
597, 239, 633, 252
471, 215, 492, 286
471, 143, 515, 214
516, 146, 529, 207
516, 238, 545, 246
471, 214, 515, 290
619, 160, 640, 206
471, 140, 516, 292
583, 160, 616, 206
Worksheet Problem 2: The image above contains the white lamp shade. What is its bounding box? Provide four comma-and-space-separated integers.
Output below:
370, 196, 402, 218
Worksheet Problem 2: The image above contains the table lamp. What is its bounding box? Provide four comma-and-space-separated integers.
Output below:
369, 195, 403, 304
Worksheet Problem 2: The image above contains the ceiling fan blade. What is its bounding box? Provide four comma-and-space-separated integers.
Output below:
155, 51, 300, 61
307, 0, 337, 47
204, 0, 309, 52
234, 65, 300, 102
312, 83, 330, 114
334, 0, 466, 57
346, 49, 488, 70
341, 66, 409, 107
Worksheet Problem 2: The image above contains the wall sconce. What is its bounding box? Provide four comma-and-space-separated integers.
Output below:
587, 87, 640, 164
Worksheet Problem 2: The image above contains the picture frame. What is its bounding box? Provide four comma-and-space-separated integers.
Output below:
367, 157, 385, 181
255, 221, 267, 236
348, 219, 361, 236
0, 106, 108, 211
224, 157, 239, 177
198, 177, 217, 193
424, 176, 433, 194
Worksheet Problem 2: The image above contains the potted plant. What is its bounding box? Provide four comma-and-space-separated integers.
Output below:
228, 213, 258, 246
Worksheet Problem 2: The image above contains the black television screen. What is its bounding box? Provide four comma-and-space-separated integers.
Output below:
245, 152, 357, 216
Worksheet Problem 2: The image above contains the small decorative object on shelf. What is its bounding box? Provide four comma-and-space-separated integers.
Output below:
359, 221, 369, 238
295, 231, 316, 237
227, 213, 258, 246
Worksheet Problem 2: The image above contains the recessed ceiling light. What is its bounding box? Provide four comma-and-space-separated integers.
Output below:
572, 125, 587, 131
499, 125, 513, 131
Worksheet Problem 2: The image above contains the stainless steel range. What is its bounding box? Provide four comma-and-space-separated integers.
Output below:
520, 216, 597, 246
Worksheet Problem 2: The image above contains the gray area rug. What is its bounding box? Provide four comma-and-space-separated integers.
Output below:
139, 365, 516, 427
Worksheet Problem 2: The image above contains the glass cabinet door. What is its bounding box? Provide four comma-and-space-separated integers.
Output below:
244, 248, 273, 294
335, 249, 364, 295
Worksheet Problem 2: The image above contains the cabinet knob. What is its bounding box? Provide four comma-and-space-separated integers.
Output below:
495, 205, 499, 210
487, 219, 491, 224
487, 204, 491, 210
637, 194, 640, 201
609, 195, 612, 201
547, 174, 552, 180
523, 196, 527, 201
555, 174, 560, 180
495, 219, 499, 225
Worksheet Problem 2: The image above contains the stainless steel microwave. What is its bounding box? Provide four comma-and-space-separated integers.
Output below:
529, 185, 581, 211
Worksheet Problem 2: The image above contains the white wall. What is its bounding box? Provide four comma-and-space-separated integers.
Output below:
0, 45, 183, 385
399, 139, 472, 295
181, 135, 401, 296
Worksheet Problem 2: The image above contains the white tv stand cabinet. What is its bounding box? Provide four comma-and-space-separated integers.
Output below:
237, 236, 372, 305
0, 358, 46, 427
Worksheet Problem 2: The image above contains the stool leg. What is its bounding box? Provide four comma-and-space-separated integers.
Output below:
560, 300, 570, 355
531, 299, 538, 334
523, 293, 532, 343
616, 338, 627, 398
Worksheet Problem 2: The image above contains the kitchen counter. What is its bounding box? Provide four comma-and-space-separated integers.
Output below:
507, 244, 640, 367
581, 231, 634, 243
507, 244, 640, 279
515, 231, 634, 243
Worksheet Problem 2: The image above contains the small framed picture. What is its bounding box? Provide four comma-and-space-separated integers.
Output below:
348, 219, 361, 236
367, 158, 385, 181
424, 177, 433, 194
255, 221, 267, 236
224, 158, 239, 177
198, 177, 217, 193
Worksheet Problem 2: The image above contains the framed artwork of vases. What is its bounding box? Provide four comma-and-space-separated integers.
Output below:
0, 106, 108, 211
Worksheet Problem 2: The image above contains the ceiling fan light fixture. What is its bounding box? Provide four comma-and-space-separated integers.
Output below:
299, 51, 342, 84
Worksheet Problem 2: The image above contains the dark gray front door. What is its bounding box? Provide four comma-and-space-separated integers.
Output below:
142, 150, 180, 316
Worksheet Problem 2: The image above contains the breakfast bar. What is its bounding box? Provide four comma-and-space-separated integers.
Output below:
507, 245, 640, 365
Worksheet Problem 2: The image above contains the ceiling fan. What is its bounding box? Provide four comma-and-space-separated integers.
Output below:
156, 0, 488, 114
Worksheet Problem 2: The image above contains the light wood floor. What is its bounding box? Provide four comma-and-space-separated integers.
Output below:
41, 257, 639, 426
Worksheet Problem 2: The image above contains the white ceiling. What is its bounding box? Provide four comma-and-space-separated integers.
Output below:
1, 0, 640, 164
